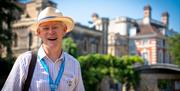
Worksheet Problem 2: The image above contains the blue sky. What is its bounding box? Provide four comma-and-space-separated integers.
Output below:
20, 0, 180, 33
51, 0, 180, 33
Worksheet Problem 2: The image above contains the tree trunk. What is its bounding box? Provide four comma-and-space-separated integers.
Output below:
122, 83, 127, 91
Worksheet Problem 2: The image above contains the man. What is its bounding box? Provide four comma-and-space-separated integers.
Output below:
2, 7, 85, 91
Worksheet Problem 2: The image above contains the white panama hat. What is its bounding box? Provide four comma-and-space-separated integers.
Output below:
31, 7, 74, 33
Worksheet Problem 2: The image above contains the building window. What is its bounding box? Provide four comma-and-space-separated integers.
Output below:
91, 43, 97, 53
96, 43, 99, 53
165, 52, 170, 63
163, 39, 165, 47
109, 34, 114, 44
158, 79, 173, 91
175, 81, 180, 90
157, 39, 164, 47
83, 40, 88, 52
142, 52, 149, 65
158, 50, 163, 63
129, 40, 136, 53
160, 40, 163, 47
13, 33, 18, 47
142, 39, 148, 46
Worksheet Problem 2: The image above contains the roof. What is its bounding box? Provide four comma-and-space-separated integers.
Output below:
68, 23, 103, 37
135, 64, 180, 74
14, 1, 25, 9
136, 24, 164, 37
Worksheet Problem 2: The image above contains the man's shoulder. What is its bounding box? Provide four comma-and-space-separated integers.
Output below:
16, 51, 33, 64
18, 51, 32, 58
64, 52, 79, 63
63, 52, 81, 70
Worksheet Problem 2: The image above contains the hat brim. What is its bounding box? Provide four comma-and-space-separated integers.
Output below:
31, 16, 74, 34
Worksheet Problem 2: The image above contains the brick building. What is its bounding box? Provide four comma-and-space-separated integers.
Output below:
106, 5, 177, 65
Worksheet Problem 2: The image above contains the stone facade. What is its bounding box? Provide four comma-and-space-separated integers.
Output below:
108, 32, 128, 57
11, 0, 106, 57
136, 64, 180, 91
66, 23, 104, 55
12, 0, 57, 57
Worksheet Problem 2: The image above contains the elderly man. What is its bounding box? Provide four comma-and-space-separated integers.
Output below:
2, 7, 85, 91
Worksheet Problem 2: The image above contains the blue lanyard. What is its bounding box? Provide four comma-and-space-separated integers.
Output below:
39, 56, 65, 91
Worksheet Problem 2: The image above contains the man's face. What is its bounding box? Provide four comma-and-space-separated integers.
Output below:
37, 21, 66, 48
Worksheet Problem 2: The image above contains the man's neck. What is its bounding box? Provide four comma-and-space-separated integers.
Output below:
42, 44, 62, 62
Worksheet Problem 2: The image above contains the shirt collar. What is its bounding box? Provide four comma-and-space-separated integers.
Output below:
37, 45, 65, 62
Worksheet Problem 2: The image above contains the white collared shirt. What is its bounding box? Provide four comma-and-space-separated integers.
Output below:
2, 46, 85, 91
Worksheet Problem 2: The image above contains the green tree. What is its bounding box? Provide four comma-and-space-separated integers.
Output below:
167, 34, 180, 66
78, 54, 143, 91
62, 37, 78, 58
0, 0, 21, 58
120, 55, 143, 91
0, 0, 21, 88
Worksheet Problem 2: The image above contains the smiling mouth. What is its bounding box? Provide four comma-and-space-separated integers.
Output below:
48, 38, 57, 41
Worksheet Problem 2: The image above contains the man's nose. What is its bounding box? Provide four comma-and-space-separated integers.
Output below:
48, 27, 55, 34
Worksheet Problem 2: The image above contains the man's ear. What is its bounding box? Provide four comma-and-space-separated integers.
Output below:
63, 25, 67, 37
63, 31, 66, 37
36, 29, 40, 36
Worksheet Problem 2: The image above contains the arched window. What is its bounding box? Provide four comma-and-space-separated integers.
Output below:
13, 33, 18, 47
83, 39, 87, 52
28, 32, 33, 50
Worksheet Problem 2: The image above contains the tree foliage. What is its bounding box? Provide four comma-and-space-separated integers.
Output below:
62, 37, 78, 58
0, 56, 15, 88
0, 0, 21, 58
78, 54, 143, 91
167, 34, 180, 66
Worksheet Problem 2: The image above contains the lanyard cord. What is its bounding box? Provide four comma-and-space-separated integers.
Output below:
39, 56, 65, 91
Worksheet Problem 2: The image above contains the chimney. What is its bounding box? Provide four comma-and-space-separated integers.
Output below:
91, 13, 99, 22
144, 4, 152, 18
91, 13, 103, 30
101, 18, 109, 54
161, 12, 169, 29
